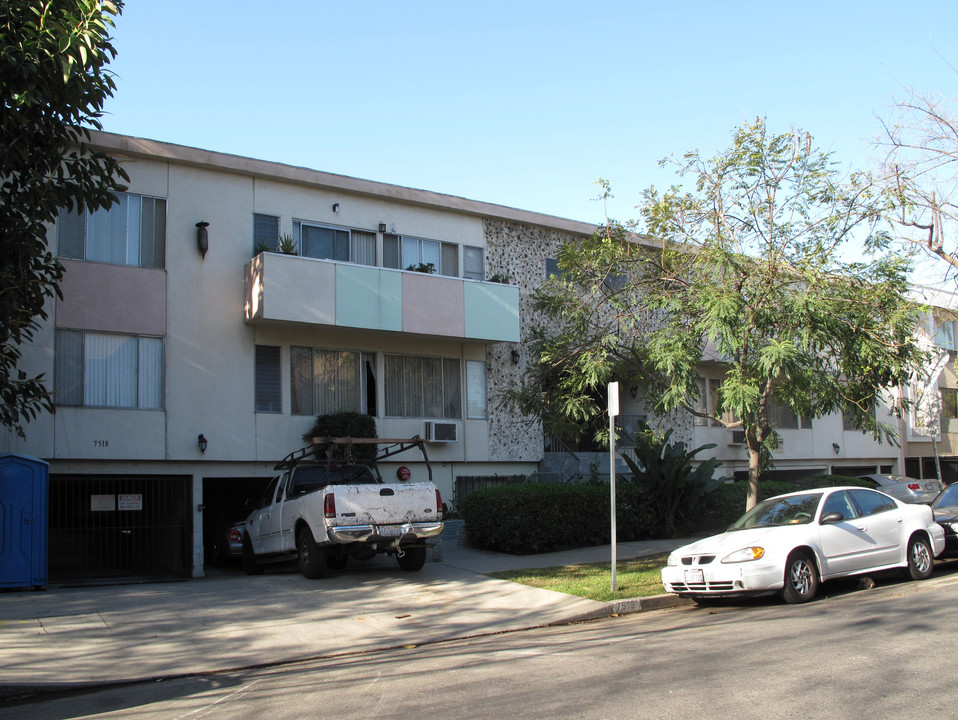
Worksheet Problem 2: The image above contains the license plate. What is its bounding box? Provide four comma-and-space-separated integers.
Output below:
377, 525, 402, 537
685, 569, 704, 584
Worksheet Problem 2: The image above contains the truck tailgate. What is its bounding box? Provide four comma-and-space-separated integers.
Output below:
328, 482, 438, 526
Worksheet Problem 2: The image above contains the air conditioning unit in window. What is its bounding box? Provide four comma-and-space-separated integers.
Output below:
424, 421, 458, 443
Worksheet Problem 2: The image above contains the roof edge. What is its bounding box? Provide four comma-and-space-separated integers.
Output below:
88, 130, 598, 236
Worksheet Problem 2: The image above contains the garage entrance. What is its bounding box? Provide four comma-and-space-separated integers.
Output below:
201, 476, 272, 566
49, 474, 192, 582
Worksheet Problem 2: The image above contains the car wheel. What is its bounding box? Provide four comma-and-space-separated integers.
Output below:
780, 551, 818, 604
903, 535, 934, 581
242, 533, 264, 576
396, 544, 427, 571
297, 527, 327, 579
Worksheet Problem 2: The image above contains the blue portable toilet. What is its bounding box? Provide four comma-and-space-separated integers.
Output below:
0, 454, 49, 589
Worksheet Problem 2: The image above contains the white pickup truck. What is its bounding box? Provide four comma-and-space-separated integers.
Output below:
242, 437, 444, 578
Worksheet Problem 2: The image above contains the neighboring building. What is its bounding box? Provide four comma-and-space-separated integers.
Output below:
3, 131, 955, 581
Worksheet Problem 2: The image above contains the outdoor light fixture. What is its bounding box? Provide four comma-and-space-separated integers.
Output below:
196, 221, 209, 258
832, 442, 840, 454
379, 222, 387, 234
332, 203, 340, 213
630, 386, 638, 399
511, 349, 520, 364
198, 434, 208, 454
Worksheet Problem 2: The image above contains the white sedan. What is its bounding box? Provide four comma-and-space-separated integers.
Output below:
661, 486, 945, 604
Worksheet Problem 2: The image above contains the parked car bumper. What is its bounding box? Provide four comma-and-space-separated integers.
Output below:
661, 561, 784, 596
327, 521, 445, 544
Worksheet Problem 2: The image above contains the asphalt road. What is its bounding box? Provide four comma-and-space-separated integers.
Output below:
6, 570, 957, 720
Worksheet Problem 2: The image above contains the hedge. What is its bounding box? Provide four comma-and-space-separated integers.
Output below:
460, 474, 875, 554
459, 482, 657, 555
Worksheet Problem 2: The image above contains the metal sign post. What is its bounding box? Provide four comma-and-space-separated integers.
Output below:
608, 381, 619, 592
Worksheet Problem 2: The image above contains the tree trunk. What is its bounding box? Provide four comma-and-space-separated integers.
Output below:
746, 442, 761, 511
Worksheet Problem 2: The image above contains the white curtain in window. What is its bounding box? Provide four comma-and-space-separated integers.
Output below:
467, 360, 487, 418
351, 231, 376, 266
87, 194, 130, 265
422, 357, 443, 417
85, 333, 136, 407
137, 337, 163, 409
385, 354, 404, 416
421, 239, 440, 271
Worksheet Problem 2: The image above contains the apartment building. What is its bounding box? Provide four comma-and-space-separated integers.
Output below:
3, 131, 954, 582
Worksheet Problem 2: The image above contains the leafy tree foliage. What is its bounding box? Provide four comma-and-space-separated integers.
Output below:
0, 0, 127, 435
516, 119, 925, 510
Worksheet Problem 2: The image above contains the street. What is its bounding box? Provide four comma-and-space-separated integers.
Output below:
5, 571, 958, 720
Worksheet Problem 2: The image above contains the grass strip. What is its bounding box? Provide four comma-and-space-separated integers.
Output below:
488, 553, 670, 603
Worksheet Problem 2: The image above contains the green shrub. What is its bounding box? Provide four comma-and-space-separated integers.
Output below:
302, 411, 378, 460
622, 428, 721, 537
460, 482, 658, 554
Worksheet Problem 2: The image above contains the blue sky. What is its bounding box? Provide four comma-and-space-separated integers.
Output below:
101, 1, 958, 227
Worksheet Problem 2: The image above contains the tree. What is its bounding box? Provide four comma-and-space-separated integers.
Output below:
0, 0, 127, 436
516, 119, 925, 510
879, 88, 958, 280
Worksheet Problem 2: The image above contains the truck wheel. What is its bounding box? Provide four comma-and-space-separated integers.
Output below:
242, 533, 264, 576
397, 544, 427, 571
298, 527, 327, 579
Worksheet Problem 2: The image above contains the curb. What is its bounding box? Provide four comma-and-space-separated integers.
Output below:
557, 592, 693, 624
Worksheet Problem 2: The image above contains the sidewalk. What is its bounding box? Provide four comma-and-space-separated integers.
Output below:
0, 534, 691, 701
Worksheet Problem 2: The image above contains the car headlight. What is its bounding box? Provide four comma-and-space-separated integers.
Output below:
666, 553, 678, 567
721, 547, 765, 563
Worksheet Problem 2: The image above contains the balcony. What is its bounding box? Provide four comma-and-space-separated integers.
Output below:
244, 252, 520, 342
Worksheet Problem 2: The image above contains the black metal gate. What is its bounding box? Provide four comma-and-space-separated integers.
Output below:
49, 474, 192, 582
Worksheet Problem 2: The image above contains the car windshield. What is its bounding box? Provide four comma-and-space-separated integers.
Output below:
729, 493, 823, 530
934, 483, 958, 509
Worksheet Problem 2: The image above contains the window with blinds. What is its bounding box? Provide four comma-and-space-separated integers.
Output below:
55, 329, 164, 409
290, 347, 375, 416
384, 354, 461, 419
57, 193, 166, 269
254, 345, 282, 413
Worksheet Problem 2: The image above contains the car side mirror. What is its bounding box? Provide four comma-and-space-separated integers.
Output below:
820, 511, 844, 525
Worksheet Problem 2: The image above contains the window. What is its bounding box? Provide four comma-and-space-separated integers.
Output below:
936, 320, 956, 350
293, 222, 376, 266
844, 402, 876, 430
255, 345, 282, 413
942, 388, 958, 420
849, 488, 896, 517
384, 354, 461, 418
463, 246, 484, 281
290, 347, 375, 416
253, 214, 280, 253
545, 258, 561, 278
693, 378, 730, 427
466, 360, 487, 418
55, 329, 163, 409
768, 397, 812, 430
383, 235, 458, 276
58, 193, 166, 268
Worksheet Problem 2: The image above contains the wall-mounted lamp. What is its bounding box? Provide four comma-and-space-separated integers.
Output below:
332, 203, 340, 213
511, 349, 521, 364
630, 386, 638, 399
378, 222, 387, 234
195, 222, 209, 258
198, 433, 208, 454
832, 442, 840, 454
